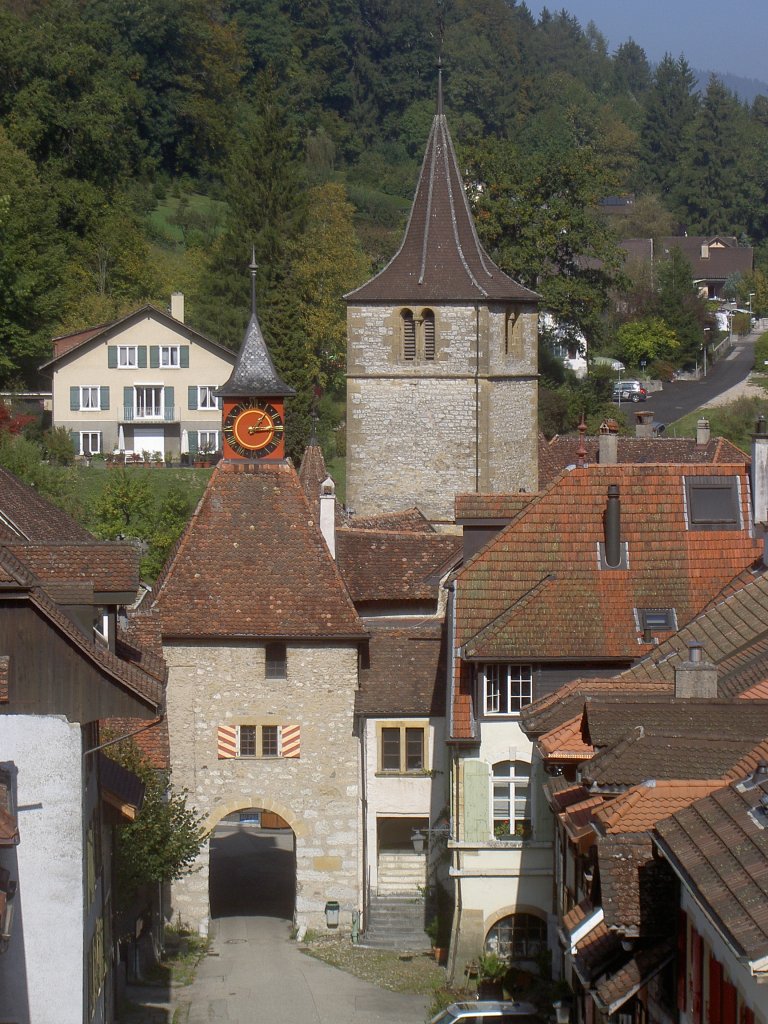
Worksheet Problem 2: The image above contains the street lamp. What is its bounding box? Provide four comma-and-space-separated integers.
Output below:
702, 328, 710, 377
749, 293, 756, 323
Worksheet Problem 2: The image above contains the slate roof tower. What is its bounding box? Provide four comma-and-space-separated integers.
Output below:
345, 68, 539, 524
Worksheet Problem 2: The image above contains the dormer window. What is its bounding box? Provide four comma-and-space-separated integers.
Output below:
684, 475, 740, 531
481, 664, 533, 715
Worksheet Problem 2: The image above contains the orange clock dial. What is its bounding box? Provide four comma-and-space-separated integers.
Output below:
223, 400, 285, 458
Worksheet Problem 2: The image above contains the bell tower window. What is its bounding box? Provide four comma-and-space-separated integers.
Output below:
401, 310, 416, 360
422, 310, 436, 360
505, 309, 525, 358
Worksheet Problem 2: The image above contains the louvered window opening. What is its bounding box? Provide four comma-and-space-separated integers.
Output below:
423, 311, 435, 360
402, 311, 416, 360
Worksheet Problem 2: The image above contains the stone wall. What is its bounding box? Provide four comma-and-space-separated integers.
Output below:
164, 641, 361, 934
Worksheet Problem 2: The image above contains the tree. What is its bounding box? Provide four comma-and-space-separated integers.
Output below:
655, 245, 708, 363
638, 55, 698, 197
101, 732, 207, 909
616, 317, 679, 367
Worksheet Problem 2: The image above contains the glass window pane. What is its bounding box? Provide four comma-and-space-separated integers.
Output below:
405, 728, 424, 771
239, 725, 256, 756
381, 728, 400, 770
262, 725, 278, 757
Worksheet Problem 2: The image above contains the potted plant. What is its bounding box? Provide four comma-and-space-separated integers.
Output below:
477, 952, 507, 999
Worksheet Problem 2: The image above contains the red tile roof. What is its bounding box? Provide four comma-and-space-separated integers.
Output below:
356, 621, 446, 717
344, 508, 436, 534
592, 940, 675, 1016
7, 542, 139, 594
593, 780, 725, 834
0, 468, 94, 542
454, 494, 535, 521
153, 461, 366, 640
456, 464, 760, 662
597, 833, 675, 936
100, 717, 170, 770
336, 529, 461, 604
538, 716, 593, 760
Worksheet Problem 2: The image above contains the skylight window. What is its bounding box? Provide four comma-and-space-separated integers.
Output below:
684, 475, 740, 531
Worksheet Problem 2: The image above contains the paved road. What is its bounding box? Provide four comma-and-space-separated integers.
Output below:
616, 333, 759, 428
175, 827, 428, 1024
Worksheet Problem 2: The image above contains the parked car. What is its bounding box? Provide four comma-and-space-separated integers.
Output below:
430, 1002, 539, 1024
612, 380, 647, 403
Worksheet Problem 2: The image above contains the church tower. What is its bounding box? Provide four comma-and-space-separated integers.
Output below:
345, 74, 539, 524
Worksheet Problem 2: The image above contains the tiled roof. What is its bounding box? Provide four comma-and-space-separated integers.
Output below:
153, 461, 366, 640
345, 508, 435, 534
0, 467, 94, 542
654, 778, 768, 963
661, 236, 753, 282
561, 796, 605, 842
454, 494, 535, 521
355, 620, 446, 717
539, 716, 594, 760
100, 717, 170, 770
455, 464, 760, 661
0, 546, 163, 709
592, 940, 675, 1015
562, 898, 595, 934
346, 107, 538, 304
7, 542, 139, 594
216, 293, 294, 399
598, 833, 676, 936
546, 781, 592, 812
593, 780, 725, 833
572, 918, 623, 984
538, 434, 747, 489
336, 529, 461, 604
119, 608, 164, 659
41, 304, 236, 370
583, 700, 768, 750
298, 443, 328, 519
520, 680, 672, 738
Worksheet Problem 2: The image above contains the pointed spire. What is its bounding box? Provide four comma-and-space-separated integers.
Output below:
346, 68, 538, 305
217, 257, 296, 400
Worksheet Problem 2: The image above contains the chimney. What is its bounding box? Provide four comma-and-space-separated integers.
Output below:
319, 475, 336, 559
604, 484, 621, 568
696, 418, 711, 447
635, 411, 654, 438
675, 640, 718, 698
598, 422, 617, 464
751, 415, 768, 526
171, 292, 185, 323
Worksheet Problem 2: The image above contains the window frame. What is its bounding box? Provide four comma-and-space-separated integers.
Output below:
492, 760, 532, 839
377, 722, 427, 774
684, 475, 741, 531
134, 385, 164, 419
117, 345, 138, 368
198, 385, 220, 411
79, 431, 102, 456
261, 725, 279, 757
198, 430, 220, 454
159, 345, 181, 368
480, 664, 534, 716
265, 642, 287, 680
79, 386, 101, 411
236, 724, 282, 758
484, 912, 547, 960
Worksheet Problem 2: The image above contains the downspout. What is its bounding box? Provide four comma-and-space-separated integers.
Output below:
358, 708, 368, 938
475, 302, 480, 493
445, 579, 463, 982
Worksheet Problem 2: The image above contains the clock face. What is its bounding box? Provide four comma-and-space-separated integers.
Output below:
223, 400, 285, 458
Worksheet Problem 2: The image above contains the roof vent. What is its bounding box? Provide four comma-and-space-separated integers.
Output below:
604, 485, 621, 567
675, 640, 717, 698
696, 418, 710, 447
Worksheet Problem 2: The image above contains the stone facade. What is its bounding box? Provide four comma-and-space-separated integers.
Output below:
164, 641, 361, 934
346, 302, 538, 523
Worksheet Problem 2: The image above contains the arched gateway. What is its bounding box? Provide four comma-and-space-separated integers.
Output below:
154, 263, 366, 934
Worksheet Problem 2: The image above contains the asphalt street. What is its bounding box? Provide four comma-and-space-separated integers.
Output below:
617, 333, 759, 428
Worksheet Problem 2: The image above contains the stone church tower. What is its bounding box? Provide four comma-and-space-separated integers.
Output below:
345, 80, 539, 525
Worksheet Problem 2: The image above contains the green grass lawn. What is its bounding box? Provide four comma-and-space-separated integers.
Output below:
71, 461, 212, 515
147, 190, 227, 248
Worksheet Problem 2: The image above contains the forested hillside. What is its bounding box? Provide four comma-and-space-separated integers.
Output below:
2, 0, 767, 454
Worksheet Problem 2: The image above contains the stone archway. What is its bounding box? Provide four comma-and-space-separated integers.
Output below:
208, 802, 300, 921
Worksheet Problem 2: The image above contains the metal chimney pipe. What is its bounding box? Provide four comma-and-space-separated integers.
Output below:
605, 485, 621, 567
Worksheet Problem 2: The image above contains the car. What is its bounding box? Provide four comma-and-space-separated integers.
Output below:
429, 1001, 539, 1024
612, 380, 647, 403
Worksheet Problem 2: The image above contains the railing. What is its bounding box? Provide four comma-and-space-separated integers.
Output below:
120, 407, 179, 422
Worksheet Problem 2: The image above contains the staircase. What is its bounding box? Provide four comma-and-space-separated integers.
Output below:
377, 850, 427, 895
361, 894, 431, 951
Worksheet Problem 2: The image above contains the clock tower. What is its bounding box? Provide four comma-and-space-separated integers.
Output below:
217, 256, 296, 461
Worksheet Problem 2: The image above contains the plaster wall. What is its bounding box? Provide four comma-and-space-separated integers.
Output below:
164, 641, 361, 934
0, 715, 84, 1024
679, 890, 767, 1024
363, 716, 447, 889
52, 315, 234, 454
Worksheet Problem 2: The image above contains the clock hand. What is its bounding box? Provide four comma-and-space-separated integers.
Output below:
247, 424, 284, 434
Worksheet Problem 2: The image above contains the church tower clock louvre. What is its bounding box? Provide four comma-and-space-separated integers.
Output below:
217, 254, 296, 462
345, 69, 539, 525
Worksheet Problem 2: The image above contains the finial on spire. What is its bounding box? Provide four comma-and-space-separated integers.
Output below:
249, 248, 258, 318
577, 414, 587, 466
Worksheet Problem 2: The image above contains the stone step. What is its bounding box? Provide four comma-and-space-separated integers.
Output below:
362, 894, 431, 951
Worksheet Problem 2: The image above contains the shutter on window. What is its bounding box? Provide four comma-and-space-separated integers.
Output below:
463, 760, 492, 841
709, 955, 722, 1024
123, 387, 133, 417
180, 346, 189, 368
721, 982, 737, 1024
188, 386, 198, 410
149, 346, 159, 368
107, 346, 117, 368
70, 431, 79, 453
677, 910, 688, 1012
70, 386, 79, 411
165, 386, 174, 418
217, 725, 237, 759
138, 346, 147, 368
100, 386, 109, 411
692, 928, 703, 1024
189, 431, 199, 455
281, 724, 301, 758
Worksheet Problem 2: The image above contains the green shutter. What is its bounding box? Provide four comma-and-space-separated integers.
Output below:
180, 346, 189, 368
70, 431, 79, 454
123, 387, 133, 418
100, 386, 109, 411
463, 760, 491, 843
138, 346, 147, 368
149, 346, 159, 369
188, 386, 198, 411
164, 386, 174, 419
107, 346, 117, 368
189, 431, 199, 455
70, 386, 79, 411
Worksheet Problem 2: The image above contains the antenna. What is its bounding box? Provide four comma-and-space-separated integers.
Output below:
249, 248, 258, 318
